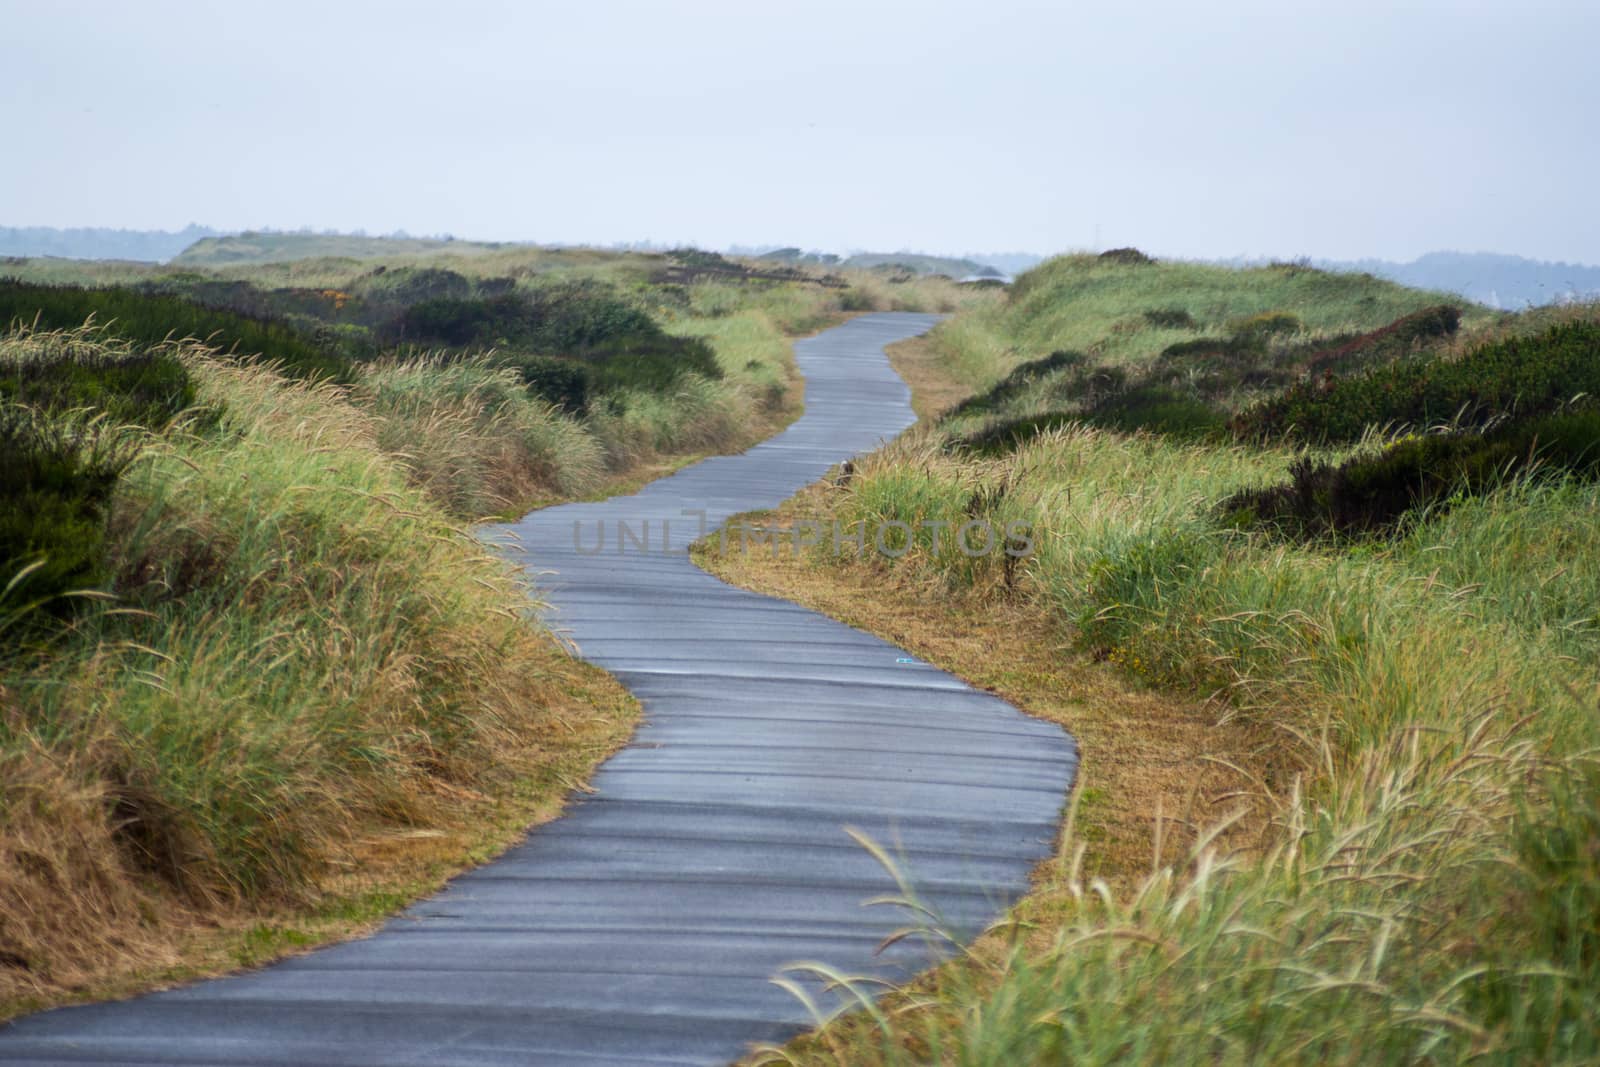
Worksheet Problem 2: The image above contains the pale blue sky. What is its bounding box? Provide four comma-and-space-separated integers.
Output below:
3, 0, 1596, 262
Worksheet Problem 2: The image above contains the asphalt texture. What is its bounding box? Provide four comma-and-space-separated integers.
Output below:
0, 313, 1077, 1066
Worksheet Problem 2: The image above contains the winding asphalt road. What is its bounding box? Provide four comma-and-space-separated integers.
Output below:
0, 313, 1077, 1066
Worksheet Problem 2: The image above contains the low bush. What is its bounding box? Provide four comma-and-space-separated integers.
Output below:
947, 350, 1087, 418
1304, 303, 1461, 374
1143, 307, 1197, 329
0, 328, 194, 429
394, 282, 722, 399
498, 353, 592, 413
0, 410, 132, 621
1237, 319, 1600, 443
0, 279, 348, 382
1218, 409, 1600, 538
1227, 309, 1303, 342
1159, 335, 1251, 360
956, 387, 1226, 455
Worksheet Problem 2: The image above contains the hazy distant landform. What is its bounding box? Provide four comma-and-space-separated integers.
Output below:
0, 224, 222, 263
1318, 251, 1600, 310
4, 226, 1598, 307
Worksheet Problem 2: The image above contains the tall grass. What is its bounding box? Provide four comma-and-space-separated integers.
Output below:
780, 426, 1599, 1063
357, 355, 603, 516
759, 258, 1600, 1062
936, 256, 1471, 392
1, 332, 630, 1006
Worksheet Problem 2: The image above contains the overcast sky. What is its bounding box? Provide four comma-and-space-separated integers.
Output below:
3, 0, 1597, 263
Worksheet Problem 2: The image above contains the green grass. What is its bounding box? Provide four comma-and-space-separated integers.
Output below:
0, 245, 991, 1020
933, 254, 1470, 392
0, 329, 638, 1010
2, 248, 961, 520
753, 254, 1600, 1065
0, 279, 350, 381
1240, 318, 1600, 442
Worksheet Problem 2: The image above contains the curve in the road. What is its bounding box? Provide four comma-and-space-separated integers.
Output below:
1, 313, 1077, 1066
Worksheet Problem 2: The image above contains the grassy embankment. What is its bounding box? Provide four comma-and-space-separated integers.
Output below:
701, 253, 1600, 1064
0, 243, 983, 1018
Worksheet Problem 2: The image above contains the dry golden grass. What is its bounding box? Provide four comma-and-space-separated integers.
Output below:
1, 602, 638, 1024
696, 487, 1270, 898
696, 489, 1274, 1066
881, 335, 972, 423
0, 345, 642, 1020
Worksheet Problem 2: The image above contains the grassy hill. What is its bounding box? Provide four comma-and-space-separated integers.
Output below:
170, 231, 522, 267
757, 247, 1003, 278
703, 250, 1600, 1064
0, 224, 221, 263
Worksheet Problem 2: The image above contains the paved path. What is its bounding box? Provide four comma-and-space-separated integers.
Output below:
1, 313, 1076, 1066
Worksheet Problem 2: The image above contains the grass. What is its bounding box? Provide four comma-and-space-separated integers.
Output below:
1, 247, 961, 522
697, 253, 1600, 1064
0, 247, 986, 1018
0, 331, 641, 1016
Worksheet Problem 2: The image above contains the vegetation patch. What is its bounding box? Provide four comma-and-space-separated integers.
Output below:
1097, 247, 1155, 265
1220, 409, 1600, 538
1237, 318, 1598, 442
728, 253, 1600, 1064
0, 279, 348, 382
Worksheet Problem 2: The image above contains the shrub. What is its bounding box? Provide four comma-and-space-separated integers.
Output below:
392, 283, 720, 397
1144, 308, 1197, 329
0, 409, 132, 621
1085, 386, 1228, 439
839, 288, 877, 312
1218, 409, 1600, 538
359, 266, 472, 305
0, 329, 194, 429
1302, 303, 1463, 376
1237, 319, 1600, 443
586, 333, 722, 394
947, 350, 1087, 418
499, 354, 592, 413
1098, 247, 1155, 265
1160, 336, 1249, 360
0, 279, 348, 382
1227, 310, 1303, 342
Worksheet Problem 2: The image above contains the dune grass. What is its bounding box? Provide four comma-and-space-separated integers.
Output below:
941, 255, 1474, 386
0, 330, 638, 1016
697, 255, 1600, 1064
0, 245, 989, 1023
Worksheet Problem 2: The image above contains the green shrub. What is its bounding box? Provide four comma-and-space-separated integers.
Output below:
1227, 310, 1303, 342
1218, 409, 1600, 538
584, 333, 721, 394
358, 266, 472, 305
1085, 386, 1229, 439
1160, 336, 1251, 360
1143, 308, 1197, 329
1237, 319, 1598, 443
947, 350, 1087, 418
0, 334, 194, 429
0, 279, 349, 382
499, 354, 592, 413
0, 409, 132, 621
839, 288, 876, 312
1098, 247, 1155, 265
1301, 303, 1462, 376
